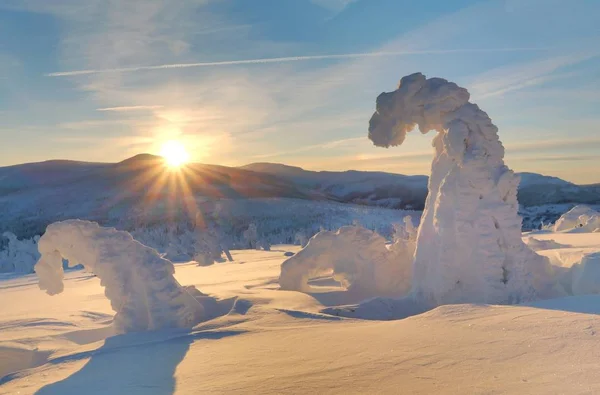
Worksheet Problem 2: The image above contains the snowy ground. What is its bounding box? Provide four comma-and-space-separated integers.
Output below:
2, 234, 600, 394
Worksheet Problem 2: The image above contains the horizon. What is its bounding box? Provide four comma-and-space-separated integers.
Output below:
4, 152, 598, 187
1, 1, 599, 183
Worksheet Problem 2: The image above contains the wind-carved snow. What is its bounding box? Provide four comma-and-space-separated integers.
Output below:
34, 220, 212, 333
368, 72, 555, 306
553, 205, 600, 233
279, 217, 416, 295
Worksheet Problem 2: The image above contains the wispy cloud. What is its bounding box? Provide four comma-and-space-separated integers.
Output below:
46, 47, 544, 77
470, 51, 599, 99
251, 137, 366, 159
97, 105, 164, 112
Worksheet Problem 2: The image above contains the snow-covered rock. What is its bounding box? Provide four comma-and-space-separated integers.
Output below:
34, 220, 214, 333
368, 72, 555, 305
553, 205, 600, 233
279, 221, 415, 295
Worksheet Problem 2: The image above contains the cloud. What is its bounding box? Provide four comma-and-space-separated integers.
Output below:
470, 52, 600, 99
518, 155, 600, 162
46, 47, 543, 77
251, 137, 366, 159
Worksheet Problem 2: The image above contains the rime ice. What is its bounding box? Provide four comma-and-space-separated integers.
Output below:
279, 223, 415, 295
34, 220, 209, 333
369, 73, 554, 305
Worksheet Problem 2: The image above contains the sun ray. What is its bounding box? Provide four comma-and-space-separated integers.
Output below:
160, 140, 190, 168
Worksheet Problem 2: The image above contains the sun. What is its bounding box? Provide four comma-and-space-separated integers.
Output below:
159, 140, 190, 168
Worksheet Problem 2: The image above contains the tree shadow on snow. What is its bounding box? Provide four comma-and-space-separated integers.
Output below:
35, 329, 244, 395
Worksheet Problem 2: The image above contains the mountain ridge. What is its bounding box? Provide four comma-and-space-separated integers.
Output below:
1, 155, 599, 237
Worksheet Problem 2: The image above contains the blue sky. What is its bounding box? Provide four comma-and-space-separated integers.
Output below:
0, 0, 599, 183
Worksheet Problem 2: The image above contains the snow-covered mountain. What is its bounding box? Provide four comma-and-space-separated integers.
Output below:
1, 155, 599, 239
241, 163, 600, 211
241, 162, 429, 209
0, 155, 316, 238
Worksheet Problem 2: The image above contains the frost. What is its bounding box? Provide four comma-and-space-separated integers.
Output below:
553, 205, 600, 233
34, 220, 213, 333
193, 210, 233, 265
369, 72, 554, 305
279, 219, 416, 295
0, 232, 40, 274
243, 223, 271, 251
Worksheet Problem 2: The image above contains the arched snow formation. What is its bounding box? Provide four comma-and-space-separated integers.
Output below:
553, 205, 600, 233
279, 224, 415, 296
369, 72, 556, 305
35, 220, 209, 333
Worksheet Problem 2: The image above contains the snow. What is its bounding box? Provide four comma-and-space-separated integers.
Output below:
571, 252, 600, 295
2, 237, 600, 394
0, 233, 40, 273
553, 204, 600, 232
368, 72, 554, 306
279, 220, 415, 296
34, 220, 225, 333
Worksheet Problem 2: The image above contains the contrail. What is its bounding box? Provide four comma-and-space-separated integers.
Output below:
97, 105, 164, 112
46, 48, 544, 77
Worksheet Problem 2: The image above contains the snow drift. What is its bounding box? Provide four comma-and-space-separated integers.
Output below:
279, 218, 416, 295
368, 72, 555, 305
553, 205, 600, 233
34, 220, 213, 333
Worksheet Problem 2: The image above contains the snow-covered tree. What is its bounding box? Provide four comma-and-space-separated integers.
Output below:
280, 225, 413, 295
368, 73, 556, 305
34, 220, 214, 333
0, 232, 40, 273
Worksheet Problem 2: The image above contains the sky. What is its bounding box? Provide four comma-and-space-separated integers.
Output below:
0, 0, 599, 184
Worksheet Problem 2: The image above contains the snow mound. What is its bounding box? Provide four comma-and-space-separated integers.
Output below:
525, 237, 570, 251
553, 205, 600, 232
279, 220, 415, 296
0, 343, 51, 378
34, 220, 213, 333
571, 252, 600, 295
368, 72, 556, 305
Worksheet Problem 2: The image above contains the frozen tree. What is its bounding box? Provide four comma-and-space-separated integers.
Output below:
368, 73, 555, 305
34, 220, 213, 333
193, 209, 233, 265
0, 232, 40, 273
243, 223, 258, 249
241, 223, 270, 250
294, 231, 309, 247
280, 225, 413, 295
553, 205, 600, 232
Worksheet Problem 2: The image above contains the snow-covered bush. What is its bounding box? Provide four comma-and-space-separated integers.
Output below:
553, 205, 600, 233
0, 232, 40, 273
367, 73, 556, 305
34, 220, 216, 333
279, 222, 415, 295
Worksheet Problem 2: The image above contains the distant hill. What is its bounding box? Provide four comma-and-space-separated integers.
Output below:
1, 155, 599, 237
241, 162, 428, 210
0, 155, 316, 238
